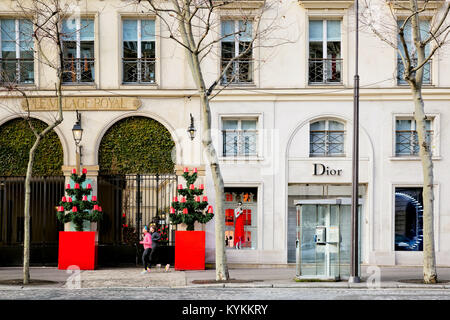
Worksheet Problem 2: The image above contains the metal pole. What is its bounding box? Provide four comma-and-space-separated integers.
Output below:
349, 0, 361, 283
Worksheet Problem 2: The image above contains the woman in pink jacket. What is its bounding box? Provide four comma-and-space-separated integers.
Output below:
140, 225, 152, 274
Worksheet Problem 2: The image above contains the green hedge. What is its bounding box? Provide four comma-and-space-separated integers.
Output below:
0, 118, 63, 176
99, 116, 175, 175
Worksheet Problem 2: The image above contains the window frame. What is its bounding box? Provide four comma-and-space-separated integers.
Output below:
121, 18, 156, 85
221, 117, 258, 158
0, 18, 34, 85
394, 117, 434, 157
307, 19, 343, 85
309, 119, 346, 157
220, 19, 254, 86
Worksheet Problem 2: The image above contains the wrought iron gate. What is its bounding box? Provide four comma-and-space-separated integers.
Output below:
97, 174, 178, 265
0, 176, 65, 266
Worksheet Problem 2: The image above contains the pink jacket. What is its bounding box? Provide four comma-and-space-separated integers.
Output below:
140, 232, 152, 249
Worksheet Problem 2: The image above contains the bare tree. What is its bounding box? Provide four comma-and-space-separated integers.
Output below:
0, 0, 86, 284
361, 0, 450, 283
129, 0, 286, 280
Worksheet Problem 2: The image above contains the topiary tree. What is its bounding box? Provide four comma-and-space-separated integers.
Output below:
169, 168, 213, 231
56, 168, 103, 231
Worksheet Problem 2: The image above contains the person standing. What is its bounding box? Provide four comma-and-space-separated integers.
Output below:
234, 202, 244, 250
139, 225, 152, 274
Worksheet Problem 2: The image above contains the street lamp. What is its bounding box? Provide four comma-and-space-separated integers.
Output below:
72, 110, 83, 174
187, 113, 196, 141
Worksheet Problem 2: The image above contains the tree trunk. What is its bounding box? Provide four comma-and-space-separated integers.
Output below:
412, 88, 437, 284
23, 137, 41, 285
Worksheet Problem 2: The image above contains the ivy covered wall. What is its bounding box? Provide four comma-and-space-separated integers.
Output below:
98, 116, 175, 175
0, 118, 64, 176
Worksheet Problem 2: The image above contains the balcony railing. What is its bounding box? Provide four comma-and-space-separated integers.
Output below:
310, 130, 345, 156
221, 58, 253, 85
222, 130, 257, 157
308, 58, 342, 84
62, 58, 95, 84
395, 130, 433, 156
397, 58, 431, 85
123, 58, 156, 84
0, 59, 34, 84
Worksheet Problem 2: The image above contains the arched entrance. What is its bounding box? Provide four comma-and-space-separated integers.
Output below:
97, 116, 177, 266
0, 118, 65, 266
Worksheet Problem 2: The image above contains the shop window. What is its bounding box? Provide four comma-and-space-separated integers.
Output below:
220, 20, 253, 85
122, 19, 156, 84
309, 120, 345, 157
62, 18, 95, 84
0, 19, 34, 84
394, 187, 423, 251
397, 19, 431, 85
308, 19, 342, 84
222, 119, 258, 157
224, 187, 257, 250
395, 118, 433, 156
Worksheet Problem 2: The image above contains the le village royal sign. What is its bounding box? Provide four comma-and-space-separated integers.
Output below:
22, 96, 141, 111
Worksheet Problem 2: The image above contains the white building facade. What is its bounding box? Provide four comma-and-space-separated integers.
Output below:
1, 0, 450, 268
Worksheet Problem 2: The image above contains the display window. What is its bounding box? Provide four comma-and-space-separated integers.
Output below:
224, 187, 257, 250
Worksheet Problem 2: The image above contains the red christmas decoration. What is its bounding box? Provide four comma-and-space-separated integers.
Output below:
178, 184, 183, 190
189, 184, 195, 190
66, 184, 71, 189
182, 208, 188, 214
86, 184, 92, 189
170, 207, 175, 214
61, 196, 67, 202
207, 206, 213, 214
98, 206, 102, 212
193, 168, 198, 173
180, 197, 186, 203
74, 183, 80, 189
184, 167, 189, 173
195, 196, 200, 202
67, 197, 72, 203
91, 195, 97, 201
93, 205, 99, 211
199, 184, 204, 190
82, 195, 88, 201
72, 206, 78, 213
202, 196, 208, 202
71, 168, 76, 174
58, 206, 64, 212
173, 196, 178, 202
122, 213, 126, 218
82, 168, 87, 174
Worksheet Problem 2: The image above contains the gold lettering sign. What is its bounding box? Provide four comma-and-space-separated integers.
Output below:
22, 96, 141, 111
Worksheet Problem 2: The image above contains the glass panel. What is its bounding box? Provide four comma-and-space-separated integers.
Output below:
19, 20, 34, 56
310, 121, 325, 130
339, 205, 351, 276
241, 120, 257, 130
221, 20, 235, 42
223, 120, 238, 130
300, 205, 316, 276
62, 18, 77, 41
1, 19, 16, 59
141, 20, 155, 41
309, 20, 323, 41
396, 119, 412, 130
80, 19, 94, 41
124, 41, 138, 59
123, 20, 138, 41
395, 188, 423, 251
238, 20, 252, 41
327, 20, 341, 41
329, 121, 344, 130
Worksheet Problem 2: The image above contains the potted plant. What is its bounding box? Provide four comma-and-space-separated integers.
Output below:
56, 168, 103, 270
170, 167, 213, 270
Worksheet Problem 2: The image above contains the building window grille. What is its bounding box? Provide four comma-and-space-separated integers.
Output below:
221, 20, 253, 85
62, 18, 95, 84
122, 19, 156, 84
0, 19, 34, 84
310, 120, 345, 156
395, 119, 433, 156
222, 119, 258, 157
308, 20, 342, 84
397, 19, 431, 85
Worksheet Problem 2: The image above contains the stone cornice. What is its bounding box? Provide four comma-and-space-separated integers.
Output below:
298, 0, 354, 10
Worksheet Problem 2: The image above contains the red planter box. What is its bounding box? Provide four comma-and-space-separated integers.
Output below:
175, 231, 205, 270
58, 231, 98, 270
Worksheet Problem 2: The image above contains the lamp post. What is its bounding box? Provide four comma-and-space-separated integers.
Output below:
349, 0, 361, 284
187, 113, 196, 141
72, 110, 83, 174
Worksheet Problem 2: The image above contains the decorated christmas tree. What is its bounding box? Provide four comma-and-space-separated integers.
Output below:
56, 168, 103, 231
170, 167, 214, 231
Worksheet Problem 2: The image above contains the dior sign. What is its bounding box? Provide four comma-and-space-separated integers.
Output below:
313, 163, 342, 176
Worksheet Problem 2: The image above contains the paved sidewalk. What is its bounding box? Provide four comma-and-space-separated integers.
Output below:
1, 265, 450, 289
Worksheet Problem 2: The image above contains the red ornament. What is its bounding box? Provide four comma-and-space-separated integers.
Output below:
86, 184, 92, 189
71, 168, 76, 174
122, 213, 126, 218
93, 205, 99, 211
182, 208, 188, 214
92, 195, 97, 201
183, 167, 189, 173
74, 183, 80, 189
195, 196, 200, 202
178, 184, 183, 190
82, 195, 88, 201
61, 196, 67, 202
124, 224, 128, 228
82, 168, 87, 174
180, 197, 186, 203
207, 206, 213, 214
200, 184, 204, 190
193, 168, 198, 173
72, 206, 77, 213
66, 184, 71, 189
98, 206, 102, 212
173, 196, 178, 202
189, 184, 195, 190
58, 206, 64, 212
67, 197, 72, 203
170, 207, 175, 214
202, 196, 208, 202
